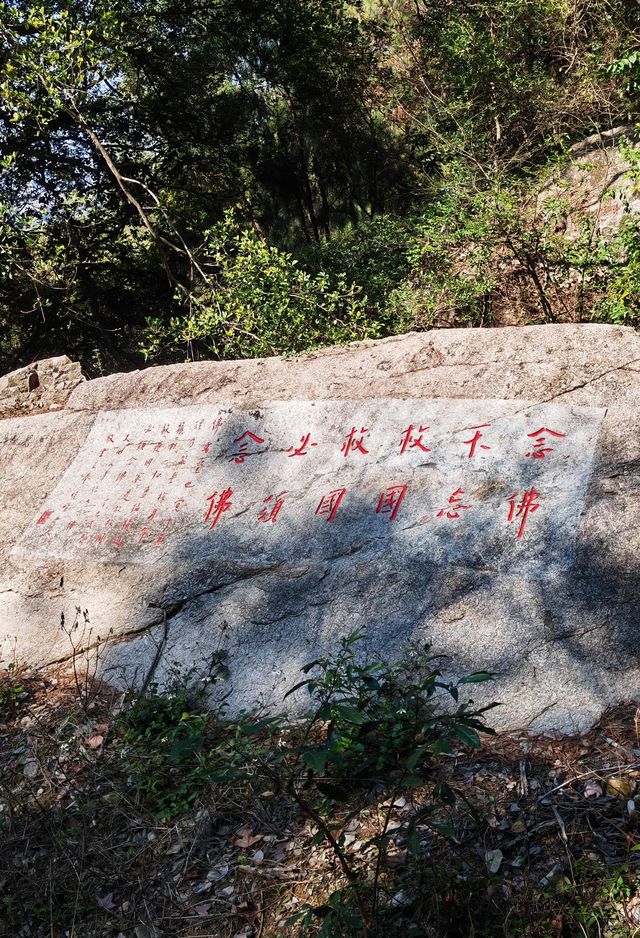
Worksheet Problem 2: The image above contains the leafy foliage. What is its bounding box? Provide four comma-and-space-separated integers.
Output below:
116, 655, 233, 817
140, 211, 375, 362
1, 0, 639, 373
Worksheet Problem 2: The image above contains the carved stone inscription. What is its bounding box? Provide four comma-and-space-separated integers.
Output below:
13, 398, 605, 575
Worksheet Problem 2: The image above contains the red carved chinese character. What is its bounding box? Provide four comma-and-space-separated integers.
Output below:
161, 424, 171, 435
315, 488, 347, 522
229, 431, 266, 464
437, 488, 471, 519
36, 510, 52, 525
341, 427, 369, 457
399, 424, 430, 454
525, 427, 566, 459
376, 484, 407, 521
176, 422, 185, 435
204, 488, 234, 528
106, 434, 115, 444
258, 491, 287, 523
463, 424, 492, 458
507, 486, 541, 539
287, 433, 318, 457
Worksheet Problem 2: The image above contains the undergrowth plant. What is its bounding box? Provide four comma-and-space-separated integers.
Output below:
0, 661, 25, 718
116, 653, 233, 818
117, 630, 497, 934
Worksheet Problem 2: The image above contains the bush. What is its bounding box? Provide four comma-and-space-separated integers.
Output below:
140, 211, 376, 363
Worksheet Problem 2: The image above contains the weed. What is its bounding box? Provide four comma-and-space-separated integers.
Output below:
0, 661, 25, 718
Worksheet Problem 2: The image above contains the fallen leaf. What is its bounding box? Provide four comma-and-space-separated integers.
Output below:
233, 826, 264, 849
97, 892, 115, 911
606, 777, 635, 799
193, 902, 211, 917
23, 760, 38, 779
86, 735, 104, 749
485, 848, 503, 874
583, 781, 603, 798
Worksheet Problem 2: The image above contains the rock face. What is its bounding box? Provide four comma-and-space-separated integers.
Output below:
538, 125, 640, 239
1, 324, 639, 734
0, 355, 85, 417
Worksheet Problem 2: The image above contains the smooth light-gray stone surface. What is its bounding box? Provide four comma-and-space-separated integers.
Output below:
2, 324, 639, 733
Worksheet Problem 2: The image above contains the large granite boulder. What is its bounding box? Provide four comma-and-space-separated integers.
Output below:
1, 324, 638, 733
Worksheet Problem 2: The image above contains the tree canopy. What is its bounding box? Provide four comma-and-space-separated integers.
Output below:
1, 0, 638, 374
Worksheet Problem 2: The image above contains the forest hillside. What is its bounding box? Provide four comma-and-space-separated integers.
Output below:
2, 0, 640, 374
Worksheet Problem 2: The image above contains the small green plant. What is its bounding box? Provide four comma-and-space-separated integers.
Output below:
0, 661, 25, 717
255, 630, 498, 934
116, 654, 233, 818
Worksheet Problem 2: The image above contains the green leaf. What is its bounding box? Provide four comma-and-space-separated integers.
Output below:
303, 750, 329, 773
404, 747, 424, 771
433, 782, 456, 805
428, 820, 459, 842
425, 736, 453, 754
458, 671, 494, 684
453, 724, 481, 748
336, 704, 367, 725
407, 825, 420, 857
283, 679, 310, 699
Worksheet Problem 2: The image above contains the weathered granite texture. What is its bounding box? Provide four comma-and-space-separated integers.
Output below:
0, 355, 84, 417
1, 324, 639, 734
